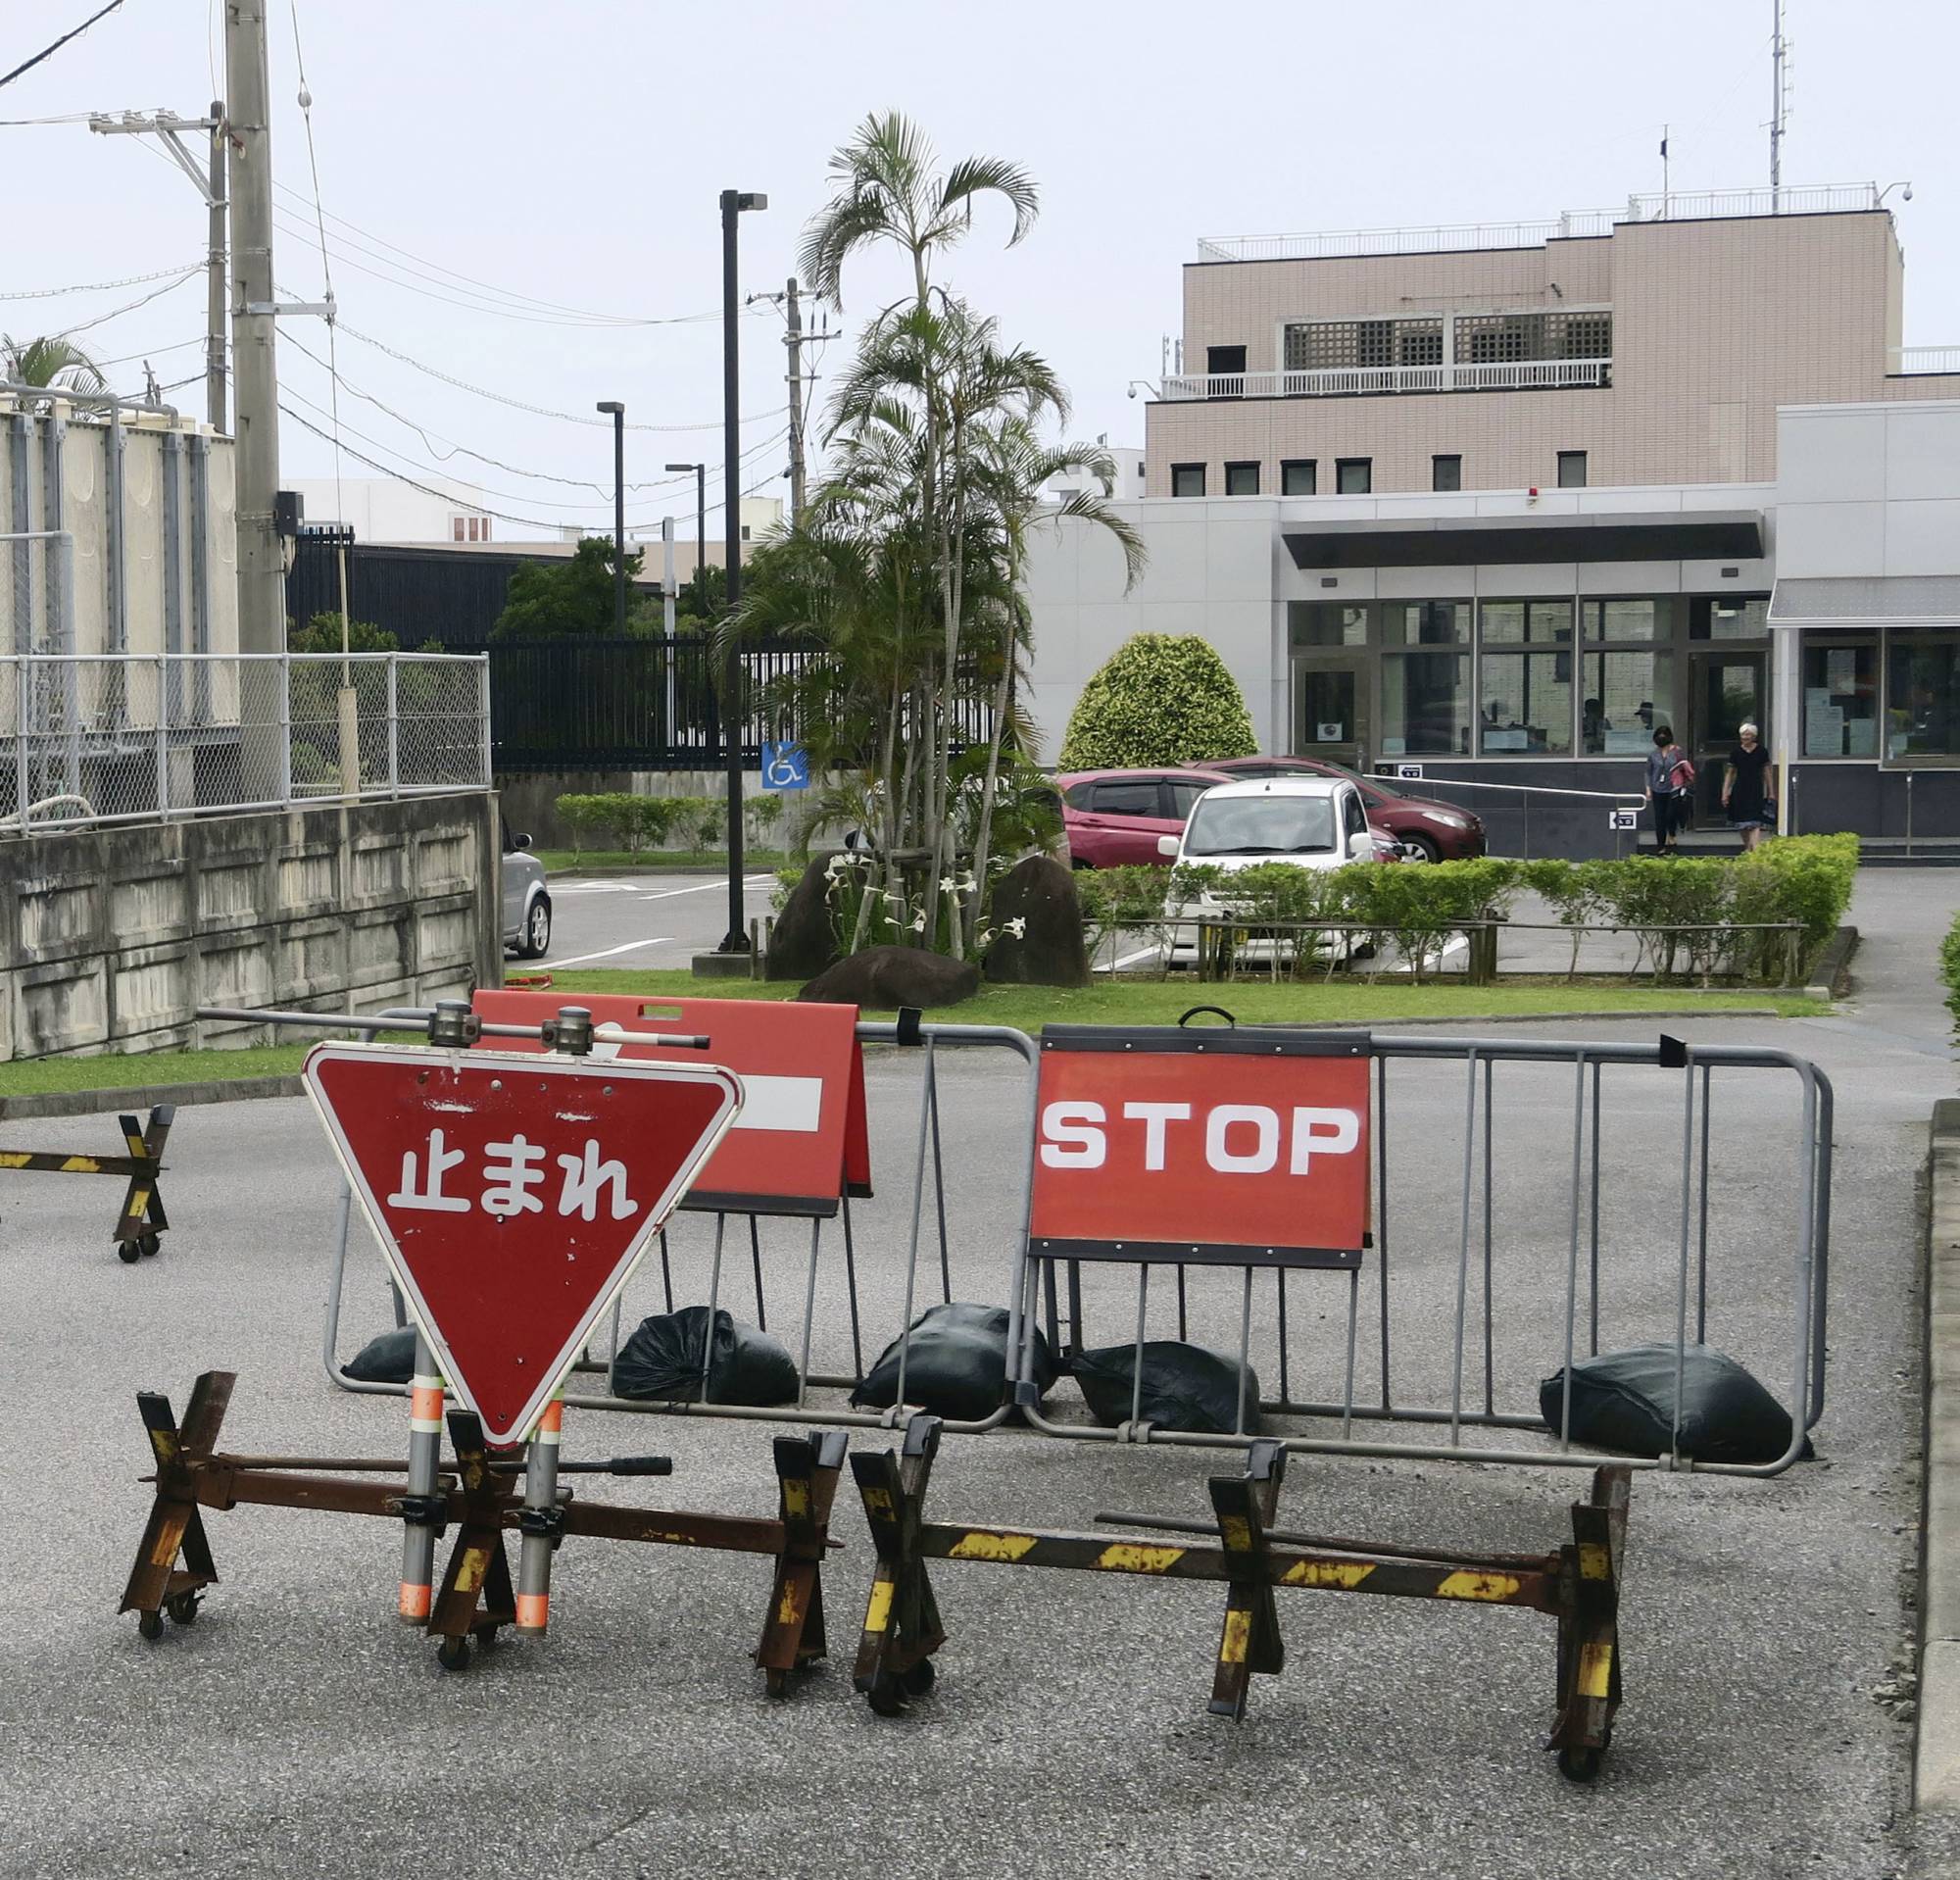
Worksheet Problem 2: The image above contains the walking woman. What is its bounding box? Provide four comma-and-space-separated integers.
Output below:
1722, 720, 1774, 852
1644, 723, 1691, 856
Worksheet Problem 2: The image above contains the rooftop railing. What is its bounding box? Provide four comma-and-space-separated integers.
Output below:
1155, 358, 1612, 402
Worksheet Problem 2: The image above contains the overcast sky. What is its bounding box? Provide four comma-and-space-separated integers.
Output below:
8, 0, 1955, 537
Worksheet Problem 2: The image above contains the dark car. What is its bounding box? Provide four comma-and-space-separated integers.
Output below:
1196, 756, 1486, 863
1056, 767, 1231, 867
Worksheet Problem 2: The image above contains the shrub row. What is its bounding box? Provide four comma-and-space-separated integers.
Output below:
554, 791, 783, 855
1076, 836, 1858, 985
1942, 909, 1960, 1034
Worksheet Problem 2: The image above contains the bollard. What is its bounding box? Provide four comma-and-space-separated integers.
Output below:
397, 1337, 445, 1624
515, 1399, 564, 1635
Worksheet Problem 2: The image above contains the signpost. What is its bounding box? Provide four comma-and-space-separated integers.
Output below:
761, 741, 809, 791
304, 1044, 741, 1444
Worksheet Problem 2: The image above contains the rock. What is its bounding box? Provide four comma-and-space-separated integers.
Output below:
798, 944, 980, 1010
983, 855, 1090, 987
766, 856, 844, 981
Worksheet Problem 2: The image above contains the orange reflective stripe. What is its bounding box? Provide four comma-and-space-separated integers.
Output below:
537, 1401, 564, 1440
515, 1593, 549, 1631
410, 1384, 443, 1424
398, 1581, 431, 1620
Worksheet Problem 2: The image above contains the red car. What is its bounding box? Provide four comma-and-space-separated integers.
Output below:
1057, 767, 1234, 867
1197, 757, 1486, 863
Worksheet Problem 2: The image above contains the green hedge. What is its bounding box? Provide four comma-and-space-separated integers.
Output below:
554, 790, 783, 855
1942, 909, 1960, 1033
1076, 836, 1858, 985
1057, 634, 1257, 770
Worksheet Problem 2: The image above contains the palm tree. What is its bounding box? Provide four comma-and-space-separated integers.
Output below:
3, 334, 105, 395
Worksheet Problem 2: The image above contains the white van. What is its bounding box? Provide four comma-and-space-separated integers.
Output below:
1155, 776, 1380, 968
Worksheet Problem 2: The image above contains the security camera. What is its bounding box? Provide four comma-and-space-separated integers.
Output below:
1904, 183, 1915, 201
1127, 384, 1137, 399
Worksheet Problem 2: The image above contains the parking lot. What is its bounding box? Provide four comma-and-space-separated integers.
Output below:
534, 871, 781, 969
1, 873, 1955, 1878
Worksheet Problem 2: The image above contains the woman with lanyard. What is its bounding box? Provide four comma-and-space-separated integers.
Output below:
1643, 723, 1692, 856
1722, 720, 1775, 853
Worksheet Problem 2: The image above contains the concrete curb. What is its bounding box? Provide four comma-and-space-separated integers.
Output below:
1804, 924, 1861, 1002
1921, 1098, 1960, 1811
0, 1075, 304, 1121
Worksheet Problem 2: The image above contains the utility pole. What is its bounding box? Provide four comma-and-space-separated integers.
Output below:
207, 100, 227, 431
784, 276, 807, 519
85, 107, 228, 431
596, 401, 626, 631
225, 0, 283, 656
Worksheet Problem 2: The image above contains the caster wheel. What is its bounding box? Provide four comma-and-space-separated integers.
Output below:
137, 1610, 165, 1642
165, 1592, 200, 1626
900, 1657, 936, 1696
117, 1242, 141, 1265
1557, 1746, 1604, 1783
436, 1636, 471, 1672
864, 1670, 908, 1717
137, 1233, 162, 1259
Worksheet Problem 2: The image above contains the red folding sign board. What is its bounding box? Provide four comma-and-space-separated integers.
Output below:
305, 1043, 741, 1444
1026, 1027, 1372, 1269
472, 991, 868, 1217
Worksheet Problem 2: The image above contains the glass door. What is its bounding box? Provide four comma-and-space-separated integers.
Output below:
1686, 651, 1766, 824
1292, 657, 1371, 772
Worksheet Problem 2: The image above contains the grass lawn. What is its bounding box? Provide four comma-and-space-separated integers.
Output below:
0, 973, 1822, 1099
534, 850, 796, 874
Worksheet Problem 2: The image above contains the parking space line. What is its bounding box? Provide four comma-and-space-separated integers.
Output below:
543, 937, 677, 967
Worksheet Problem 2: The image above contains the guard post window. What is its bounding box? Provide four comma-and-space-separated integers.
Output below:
1432, 455, 1461, 492
1280, 459, 1317, 496
1556, 451, 1588, 489
1171, 463, 1205, 498
1336, 458, 1372, 495
1224, 462, 1259, 496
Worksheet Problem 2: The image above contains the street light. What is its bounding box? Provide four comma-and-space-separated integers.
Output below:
663, 462, 707, 601
716, 188, 767, 958
596, 401, 626, 633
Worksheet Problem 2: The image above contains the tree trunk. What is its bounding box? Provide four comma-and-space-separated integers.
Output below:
962, 644, 1016, 951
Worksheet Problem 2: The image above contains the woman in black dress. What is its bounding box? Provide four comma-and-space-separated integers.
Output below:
1722, 721, 1774, 852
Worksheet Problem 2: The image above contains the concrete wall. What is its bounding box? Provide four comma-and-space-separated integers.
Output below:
0, 790, 501, 1060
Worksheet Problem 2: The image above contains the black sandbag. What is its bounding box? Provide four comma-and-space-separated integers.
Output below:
1073, 1340, 1262, 1436
851, 1302, 1056, 1421
343, 1325, 417, 1384
610, 1306, 799, 1407
1538, 1342, 1796, 1464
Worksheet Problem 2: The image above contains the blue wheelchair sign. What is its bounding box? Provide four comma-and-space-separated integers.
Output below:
760, 741, 809, 791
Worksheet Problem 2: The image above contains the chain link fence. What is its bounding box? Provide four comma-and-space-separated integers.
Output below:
1, 647, 489, 830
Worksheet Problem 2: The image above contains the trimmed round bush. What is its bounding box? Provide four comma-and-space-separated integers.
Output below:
1057, 633, 1258, 770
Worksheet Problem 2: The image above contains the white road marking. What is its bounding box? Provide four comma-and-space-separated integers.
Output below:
637, 875, 774, 901
1095, 944, 1165, 974
542, 936, 676, 967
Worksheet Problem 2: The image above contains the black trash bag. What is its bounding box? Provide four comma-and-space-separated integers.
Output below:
1539, 1342, 1798, 1465
610, 1306, 799, 1407
1073, 1340, 1262, 1436
342, 1325, 417, 1384
851, 1303, 1056, 1422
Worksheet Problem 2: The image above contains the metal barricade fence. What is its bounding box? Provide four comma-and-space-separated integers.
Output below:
312, 1009, 1042, 1436
1007, 1027, 1829, 1477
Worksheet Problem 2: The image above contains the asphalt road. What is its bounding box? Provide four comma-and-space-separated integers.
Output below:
3, 871, 1957, 1879
535, 870, 781, 970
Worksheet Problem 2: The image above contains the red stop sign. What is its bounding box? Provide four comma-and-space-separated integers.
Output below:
306, 1043, 740, 1443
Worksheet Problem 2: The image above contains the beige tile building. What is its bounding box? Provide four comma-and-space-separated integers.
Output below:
1146, 187, 1960, 498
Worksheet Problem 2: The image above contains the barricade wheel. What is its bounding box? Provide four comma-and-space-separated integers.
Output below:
165, 1592, 199, 1625
137, 1610, 164, 1641
117, 1241, 141, 1265
900, 1658, 936, 1696
137, 1234, 162, 1259
436, 1637, 471, 1672
865, 1670, 908, 1717
1556, 1746, 1604, 1784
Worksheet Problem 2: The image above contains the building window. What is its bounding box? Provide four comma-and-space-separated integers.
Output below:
1690, 596, 1770, 639
1335, 458, 1371, 495
453, 518, 466, 542
1802, 640, 1880, 757
1283, 317, 1442, 371
1206, 345, 1247, 376
1381, 651, 1469, 758
1383, 601, 1469, 646
1280, 459, 1317, 496
1432, 455, 1461, 492
1479, 598, 1572, 755
1224, 461, 1259, 496
1582, 651, 1672, 755
1454, 310, 1612, 364
1170, 463, 1205, 498
1556, 451, 1588, 489
1886, 638, 1960, 760
1289, 602, 1369, 648
1480, 599, 1573, 645
1583, 598, 1661, 641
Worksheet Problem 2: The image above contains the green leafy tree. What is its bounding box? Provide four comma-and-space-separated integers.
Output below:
288, 612, 400, 654
491, 538, 656, 640
1058, 634, 1258, 770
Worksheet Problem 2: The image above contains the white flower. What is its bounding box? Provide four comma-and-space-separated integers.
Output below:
910, 911, 928, 932
939, 875, 961, 895
1004, 916, 1027, 939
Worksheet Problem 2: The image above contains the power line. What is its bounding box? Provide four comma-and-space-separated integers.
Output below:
27, 268, 202, 341
0, 0, 124, 93
0, 260, 205, 301
328, 314, 784, 432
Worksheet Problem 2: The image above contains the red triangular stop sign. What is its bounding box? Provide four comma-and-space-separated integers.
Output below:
305, 1043, 741, 1445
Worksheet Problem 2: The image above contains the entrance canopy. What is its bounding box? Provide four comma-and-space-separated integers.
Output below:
1283, 510, 1764, 570
1767, 574, 1960, 628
